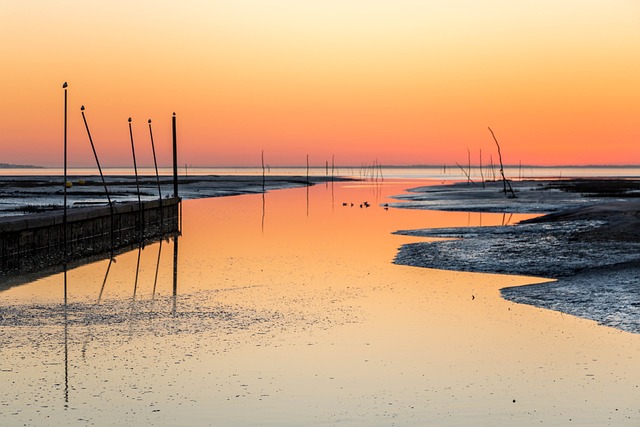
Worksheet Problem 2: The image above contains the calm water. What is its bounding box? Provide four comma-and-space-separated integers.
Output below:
1, 180, 640, 426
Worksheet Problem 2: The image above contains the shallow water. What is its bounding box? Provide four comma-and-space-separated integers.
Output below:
2, 180, 640, 426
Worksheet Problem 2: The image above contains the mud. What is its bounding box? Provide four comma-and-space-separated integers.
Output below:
392, 179, 640, 333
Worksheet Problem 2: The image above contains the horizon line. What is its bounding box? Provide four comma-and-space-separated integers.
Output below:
6, 163, 640, 169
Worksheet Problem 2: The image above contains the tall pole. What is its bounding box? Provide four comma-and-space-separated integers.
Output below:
148, 119, 162, 200
81, 105, 114, 249
62, 82, 68, 261
128, 117, 142, 236
148, 119, 163, 231
81, 106, 112, 207
172, 112, 178, 198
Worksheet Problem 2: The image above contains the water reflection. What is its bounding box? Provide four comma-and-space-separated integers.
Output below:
58, 233, 180, 406
4, 181, 638, 426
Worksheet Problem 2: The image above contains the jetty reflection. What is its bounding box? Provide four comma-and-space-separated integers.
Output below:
60, 233, 180, 404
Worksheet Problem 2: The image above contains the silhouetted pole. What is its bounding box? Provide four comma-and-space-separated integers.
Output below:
488, 126, 516, 198
81, 105, 114, 248
128, 118, 143, 235
81, 106, 112, 206
148, 119, 163, 231
172, 112, 178, 198
261, 149, 266, 192
148, 120, 162, 200
331, 154, 335, 182
62, 82, 68, 261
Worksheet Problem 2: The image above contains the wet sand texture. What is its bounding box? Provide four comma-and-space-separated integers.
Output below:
393, 179, 640, 332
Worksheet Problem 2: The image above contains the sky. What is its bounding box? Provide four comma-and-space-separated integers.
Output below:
1, 0, 639, 167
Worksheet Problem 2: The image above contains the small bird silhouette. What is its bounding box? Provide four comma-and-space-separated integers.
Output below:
128, 117, 132, 123
62, 82, 68, 88
80, 105, 85, 111
148, 119, 152, 124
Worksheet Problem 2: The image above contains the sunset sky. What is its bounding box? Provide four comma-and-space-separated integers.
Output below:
1, 0, 639, 167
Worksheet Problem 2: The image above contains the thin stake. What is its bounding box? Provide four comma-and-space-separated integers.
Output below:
81, 106, 111, 206
81, 106, 114, 247
148, 119, 163, 231
331, 155, 335, 182
62, 82, 68, 262
479, 149, 485, 188
456, 162, 475, 184
172, 113, 178, 198
128, 118, 142, 236
261, 150, 265, 192
487, 126, 516, 198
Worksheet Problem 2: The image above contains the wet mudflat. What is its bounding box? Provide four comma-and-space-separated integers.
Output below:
0, 175, 346, 216
1, 180, 640, 426
393, 179, 640, 333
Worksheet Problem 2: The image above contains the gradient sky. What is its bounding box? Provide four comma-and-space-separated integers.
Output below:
1, 0, 639, 167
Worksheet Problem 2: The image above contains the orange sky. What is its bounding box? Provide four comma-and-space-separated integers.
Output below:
1, 0, 639, 167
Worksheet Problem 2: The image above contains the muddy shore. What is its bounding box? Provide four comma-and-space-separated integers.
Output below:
392, 179, 640, 333
0, 174, 350, 217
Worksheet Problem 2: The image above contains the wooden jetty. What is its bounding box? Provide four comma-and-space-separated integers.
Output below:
0, 198, 180, 274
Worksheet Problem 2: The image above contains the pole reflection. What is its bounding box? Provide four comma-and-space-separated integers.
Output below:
172, 233, 179, 317
63, 263, 69, 407
57, 232, 179, 407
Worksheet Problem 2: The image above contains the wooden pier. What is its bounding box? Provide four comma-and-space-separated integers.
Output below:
0, 198, 180, 274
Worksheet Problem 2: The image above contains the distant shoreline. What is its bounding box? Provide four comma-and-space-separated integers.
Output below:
0, 163, 43, 169
2, 164, 638, 169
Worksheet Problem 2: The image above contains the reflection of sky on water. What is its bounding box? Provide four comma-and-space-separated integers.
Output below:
2, 180, 640, 426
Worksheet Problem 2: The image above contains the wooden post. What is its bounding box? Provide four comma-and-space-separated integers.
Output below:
62, 82, 68, 261
261, 149, 265, 192
81, 105, 114, 248
128, 118, 142, 236
148, 119, 163, 231
172, 112, 178, 198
